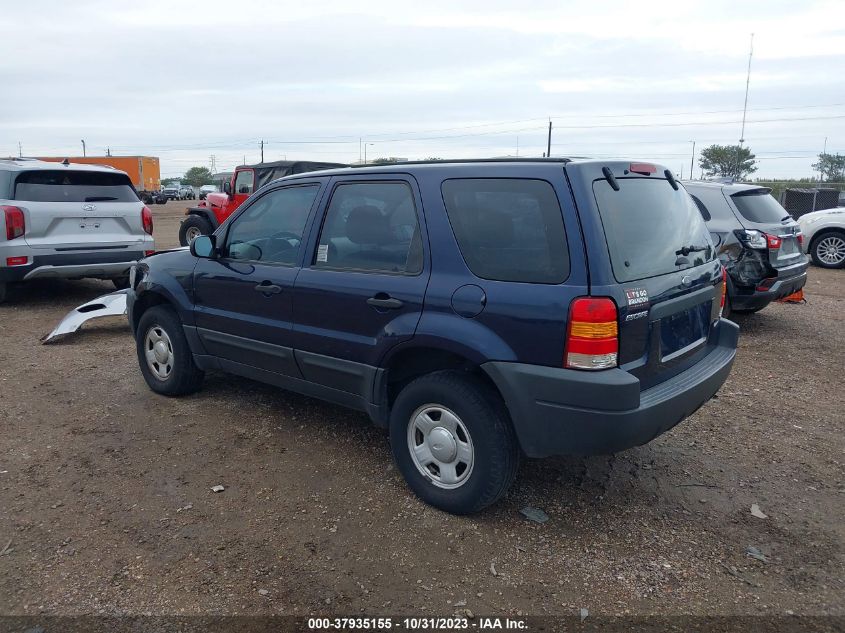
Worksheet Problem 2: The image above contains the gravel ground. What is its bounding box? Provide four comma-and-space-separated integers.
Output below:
0, 200, 842, 617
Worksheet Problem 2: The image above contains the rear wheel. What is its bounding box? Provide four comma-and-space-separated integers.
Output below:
810, 230, 845, 269
136, 305, 204, 396
389, 371, 520, 514
179, 215, 213, 246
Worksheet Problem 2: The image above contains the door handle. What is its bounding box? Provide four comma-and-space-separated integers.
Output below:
367, 294, 404, 310
254, 282, 282, 295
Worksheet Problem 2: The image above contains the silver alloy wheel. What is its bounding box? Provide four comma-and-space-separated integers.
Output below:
407, 404, 474, 489
816, 235, 845, 266
144, 325, 174, 381
185, 225, 202, 244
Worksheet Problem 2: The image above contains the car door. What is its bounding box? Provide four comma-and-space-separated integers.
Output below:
292, 175, 430, 398
192, 181, 325, 377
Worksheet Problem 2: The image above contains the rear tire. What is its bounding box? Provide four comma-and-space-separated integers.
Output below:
136, 305, 204, 396
389, 370, 520, 514
179, 215, 213, 246
809, 230, 845, 269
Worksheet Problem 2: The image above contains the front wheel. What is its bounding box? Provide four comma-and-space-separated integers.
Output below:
178, 215, 213, 246
389, 371, 520, 514
136, 305, 204, 396
810, 230, 845, 269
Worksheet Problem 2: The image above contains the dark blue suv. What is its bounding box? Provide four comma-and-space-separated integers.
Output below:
127, 159, 738, 514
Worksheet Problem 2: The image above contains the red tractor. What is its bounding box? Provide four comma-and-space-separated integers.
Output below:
178, 160, 345, 245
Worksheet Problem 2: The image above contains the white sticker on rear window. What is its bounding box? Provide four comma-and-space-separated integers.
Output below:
317, 244, 329, 262
625, 287, 649, 307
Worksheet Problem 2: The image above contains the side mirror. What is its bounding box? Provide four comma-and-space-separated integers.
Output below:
223, 181, 232, 196
190, 235, 216, 258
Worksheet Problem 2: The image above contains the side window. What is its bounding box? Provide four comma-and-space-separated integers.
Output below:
234, 170, 255, 195
441, 178, 569, 283
314, 182, 422, 274
224, 185, 319, 265
690, 194, 712, 221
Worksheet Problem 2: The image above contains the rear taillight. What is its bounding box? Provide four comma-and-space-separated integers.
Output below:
565, 297, 618, 370
796, 233, 804, 246
141, 206, 153, 235
2, 206, 25, 240
6, 256, 27, 266
765, 233, 782, 249
720, 267, 727, 314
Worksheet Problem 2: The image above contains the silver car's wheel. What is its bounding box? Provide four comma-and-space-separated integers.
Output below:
407, 404, 474, 489
144, 325, 174, 381
815, 234, 845, 266
184, 225, 202, 244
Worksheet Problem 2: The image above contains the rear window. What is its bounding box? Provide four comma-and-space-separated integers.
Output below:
593, 178, 715, 283
14, 170, 138, 203
441, 178, 569, 283
731, 189, 790, 223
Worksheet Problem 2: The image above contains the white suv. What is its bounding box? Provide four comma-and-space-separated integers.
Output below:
0, 158, 155, 303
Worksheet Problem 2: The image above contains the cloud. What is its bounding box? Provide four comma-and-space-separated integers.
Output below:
1, 0, 842, 178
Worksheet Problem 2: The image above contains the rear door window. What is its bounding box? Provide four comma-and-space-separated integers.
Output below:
441, 178, 569, 283
14, 170, 138, 203
593, 178, 715, 282
314, 181, 422, 274
731, 189, 790, 223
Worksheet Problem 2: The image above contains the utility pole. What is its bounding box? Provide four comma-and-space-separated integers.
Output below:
547, 120, 552, 158
359, 138, 362, 164
737, 33, 754, 181
689, 140, 696, 181
18, 141, 22, 158
260, 140, 264, 163
209, 155, 217, 173
516, 136, 519, 157
820, 136, 828, 182
739, 33, 754, 147
106, 147, 111, 157
81, 139, 86, 157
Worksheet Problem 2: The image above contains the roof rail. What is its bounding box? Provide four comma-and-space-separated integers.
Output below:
350, 157, 572, 168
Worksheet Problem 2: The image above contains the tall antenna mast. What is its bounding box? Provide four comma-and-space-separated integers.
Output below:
739, 33, 754, 146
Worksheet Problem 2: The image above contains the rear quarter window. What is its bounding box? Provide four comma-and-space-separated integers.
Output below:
440, 178, 569, 283
14, 170, 138, 203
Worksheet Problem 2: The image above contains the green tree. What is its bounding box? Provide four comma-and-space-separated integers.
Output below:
183, 166, 214, 187
698, 144, 757, 180
811, 153, 845, 182
371, 157, 399, 165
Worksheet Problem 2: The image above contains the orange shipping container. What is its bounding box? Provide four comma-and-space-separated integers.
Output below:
36, 155, 161, 193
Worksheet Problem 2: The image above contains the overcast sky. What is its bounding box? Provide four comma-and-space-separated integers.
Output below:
2, 0, 843, 180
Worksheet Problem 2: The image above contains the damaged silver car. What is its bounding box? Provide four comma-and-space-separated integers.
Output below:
683, 181, 808, 318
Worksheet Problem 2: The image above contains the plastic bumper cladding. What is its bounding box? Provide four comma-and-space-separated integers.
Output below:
482, 319, 739, 458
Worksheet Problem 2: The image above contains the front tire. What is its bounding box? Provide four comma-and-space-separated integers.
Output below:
136, 305, 204, 396
389, 371, 520, 514
179, 215, 213, 246
810, 230, 845, 269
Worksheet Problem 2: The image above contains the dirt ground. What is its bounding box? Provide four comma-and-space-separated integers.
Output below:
0, 200, 843, 618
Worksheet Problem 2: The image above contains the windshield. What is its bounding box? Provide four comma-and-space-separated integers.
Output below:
14, 170, 138, 203
731, 189, 790, 224
593, 178, 715, 283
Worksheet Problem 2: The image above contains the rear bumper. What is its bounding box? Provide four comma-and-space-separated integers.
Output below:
732, 257, 808, 311
482, 319, 739, 458
0, 251, 146, 283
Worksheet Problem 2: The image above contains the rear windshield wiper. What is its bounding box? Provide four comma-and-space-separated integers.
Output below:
675, 244, 709, 256
84, 196, 118, 202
